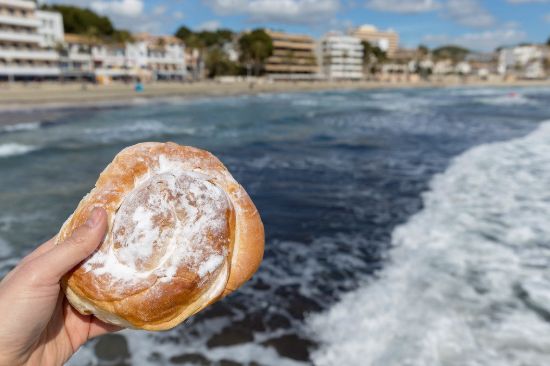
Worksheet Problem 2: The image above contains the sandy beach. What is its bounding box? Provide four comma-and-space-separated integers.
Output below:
1, 78, 550, 125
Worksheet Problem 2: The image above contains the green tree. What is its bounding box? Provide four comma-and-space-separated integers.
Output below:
417, 44, 429, 57
547, 37, 550, 46
205, 46, 239, 77
238, 29, 273, 76
41, 5, 114, 36
361, 41, 387, 74
175, 27, 234, 49
175, 26, 193, 42
196, 29, 233, 48
372, 46, 387, 63
432, 45, 470, 62
111, 30, 133, 44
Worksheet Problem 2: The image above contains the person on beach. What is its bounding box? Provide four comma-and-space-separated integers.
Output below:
0, 208, 120, 365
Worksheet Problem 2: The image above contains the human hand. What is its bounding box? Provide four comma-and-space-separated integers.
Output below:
0, 208, 122, 366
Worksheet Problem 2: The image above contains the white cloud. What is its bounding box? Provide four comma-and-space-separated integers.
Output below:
365, 0, 440, 13
445, 0, 494, 28
205, 0, 339, 24
153, 5, 166, 15
423, 26, 527, 51
174, 11, 185, 20
197, 20, 222, 31
545, 13, 550, 22
91, 0, 144, 17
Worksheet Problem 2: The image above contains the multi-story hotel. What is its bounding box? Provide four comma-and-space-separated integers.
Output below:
0, 0, 63, 80
350, 24, 399, 56
265, 30, 318, 77
320, 33, 363, 80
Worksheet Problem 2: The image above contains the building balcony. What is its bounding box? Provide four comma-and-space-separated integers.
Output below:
265, 64, 319, 73
0, 48, 58, 60
324, 43, 362, 50
0, 64, 60, 76
327, 71, 363, 79
67, 52, 92, 62
0, 30, 41, 43
324, 57, 363, 65
0, 0, 36, 10
325, 65, 363, 72
147, 56, 185, 65
272, 40, 315, 51
0, 14, 40, 28
324, 48, 363, 56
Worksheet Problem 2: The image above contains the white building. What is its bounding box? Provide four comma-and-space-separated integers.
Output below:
36, 10, 63, 48
498, 45, 546, 79
59, 34, 95, 80
0, 0, 62, 80
61, 32, 187, 82
320, 34, 363, 80
131, 33, 186, 81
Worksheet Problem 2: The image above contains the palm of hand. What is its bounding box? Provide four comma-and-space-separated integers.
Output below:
0, 209, 121, 366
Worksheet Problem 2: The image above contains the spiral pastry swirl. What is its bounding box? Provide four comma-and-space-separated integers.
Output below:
56, 142, 264, 330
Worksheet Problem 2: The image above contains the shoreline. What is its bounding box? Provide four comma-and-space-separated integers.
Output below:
1, 78, 550, 126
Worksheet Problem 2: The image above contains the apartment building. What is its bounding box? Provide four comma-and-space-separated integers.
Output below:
133, 33, 186, 81
350, 24, 399, 56
320, 33, 363, 79
0, 0, 63, 80
36, 9, 63, 47
265, 30, 318, 77
61, 32, 187, 82
59, 33, 95, 80
498, 45, 548, 79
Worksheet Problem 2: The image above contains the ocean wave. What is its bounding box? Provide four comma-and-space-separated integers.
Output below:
0, 121, 41, 133
308, 120, 550, 366
0, 143, 39, 158
83, 119, 194, 143
478, 93, 537, 106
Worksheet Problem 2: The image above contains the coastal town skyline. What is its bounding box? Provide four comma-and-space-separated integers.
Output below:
40, 0, 550, 51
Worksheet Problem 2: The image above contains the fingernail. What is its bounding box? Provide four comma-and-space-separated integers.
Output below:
85, 208, 102, 228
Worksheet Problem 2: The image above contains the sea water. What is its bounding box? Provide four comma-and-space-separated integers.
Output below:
1, 86, 550, 365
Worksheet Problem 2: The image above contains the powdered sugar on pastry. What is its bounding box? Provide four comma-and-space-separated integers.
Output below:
82, 155, 232, 293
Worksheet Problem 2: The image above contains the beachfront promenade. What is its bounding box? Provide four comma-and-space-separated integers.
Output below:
1, 78, 550, 113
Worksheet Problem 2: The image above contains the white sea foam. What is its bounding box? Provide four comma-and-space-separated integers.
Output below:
0, 121, 41, 133
84, 119, 195, 143
0, 143, 38, 158
308, 120, 550, 366
68, 327, 307, 366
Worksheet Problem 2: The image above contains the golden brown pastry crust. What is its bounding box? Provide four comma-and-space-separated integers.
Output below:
56, 142, 264, 331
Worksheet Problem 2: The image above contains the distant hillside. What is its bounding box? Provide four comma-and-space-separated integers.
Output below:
432, 45, 470, 62
42, 5, 113, 35
41, 4, 132, 42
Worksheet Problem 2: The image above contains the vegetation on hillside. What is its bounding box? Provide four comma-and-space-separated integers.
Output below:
175, 26, 234, 49
41, 4, 132, 43
432, 45, 470, 62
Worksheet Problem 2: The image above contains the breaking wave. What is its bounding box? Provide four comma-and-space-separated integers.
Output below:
308, 120, 550, 366
0, 121, 41, 133
0, 143, 39, 158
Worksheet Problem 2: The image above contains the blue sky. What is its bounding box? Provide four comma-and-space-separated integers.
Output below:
43, 0, 550, 51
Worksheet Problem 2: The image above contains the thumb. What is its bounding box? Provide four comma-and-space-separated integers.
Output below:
36, 208, 108, 284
